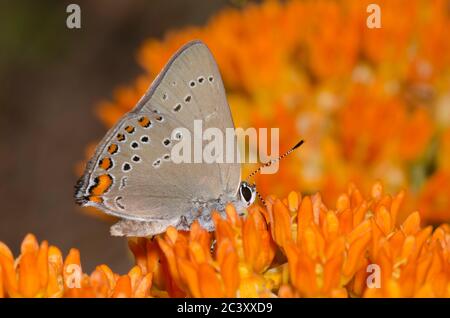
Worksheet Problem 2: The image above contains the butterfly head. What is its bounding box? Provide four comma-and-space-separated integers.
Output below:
238, 181, 256, 207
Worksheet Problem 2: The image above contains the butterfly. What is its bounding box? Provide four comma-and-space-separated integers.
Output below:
75, 40, 259, 237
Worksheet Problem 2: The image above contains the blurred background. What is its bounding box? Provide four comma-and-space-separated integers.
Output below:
0, 0, 449, 273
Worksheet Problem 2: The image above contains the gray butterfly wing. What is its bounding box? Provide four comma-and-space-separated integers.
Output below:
75, 111, 192, 220
136, 40, 241, 198
75, 40, 241, 223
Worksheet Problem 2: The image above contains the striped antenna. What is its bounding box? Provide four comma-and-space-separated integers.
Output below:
255, 186, 267, 207
246, 139, 304, 181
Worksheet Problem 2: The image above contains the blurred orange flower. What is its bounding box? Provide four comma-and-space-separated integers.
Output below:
0, 234, 153, 298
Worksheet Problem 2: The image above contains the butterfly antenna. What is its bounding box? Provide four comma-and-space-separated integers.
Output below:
246, 139, 305, 182
255, 186, 267, 207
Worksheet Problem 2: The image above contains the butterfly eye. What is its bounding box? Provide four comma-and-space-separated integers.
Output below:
239, 182, 255, 206
241, 186, 252, 202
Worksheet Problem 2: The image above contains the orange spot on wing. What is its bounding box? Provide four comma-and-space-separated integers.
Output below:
88, 196, 103, 203
117, 133, 126, 142
125, 125, 135, 134
107, 144, 118, 154
138, 116, 151, 128
98, 157, 112, 170
89, 174, 113, 196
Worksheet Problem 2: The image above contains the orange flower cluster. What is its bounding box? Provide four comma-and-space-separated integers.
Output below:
92, 0, 450, 224
0, 234, 152, 298
2, 183, 449, 297
269, 183, 450, 297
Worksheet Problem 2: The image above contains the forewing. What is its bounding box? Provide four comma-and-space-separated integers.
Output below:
135, 40, 241, 197
76, 41, 241, 221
